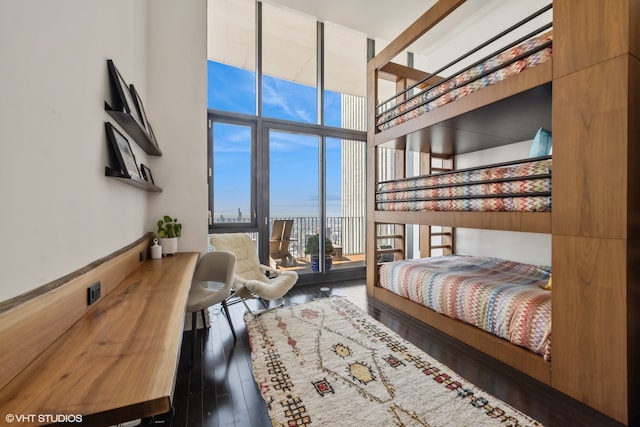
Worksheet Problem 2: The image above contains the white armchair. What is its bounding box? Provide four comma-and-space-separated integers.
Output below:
209, 233, 298, 315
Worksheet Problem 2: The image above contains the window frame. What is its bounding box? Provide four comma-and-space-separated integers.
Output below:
208, 112, 260, 233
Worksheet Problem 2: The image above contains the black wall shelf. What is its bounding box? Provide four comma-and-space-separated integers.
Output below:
105, 105, 162, 156
105, 167, 162, 192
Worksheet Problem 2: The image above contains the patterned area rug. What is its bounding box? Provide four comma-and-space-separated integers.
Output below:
245, 297, 543, 427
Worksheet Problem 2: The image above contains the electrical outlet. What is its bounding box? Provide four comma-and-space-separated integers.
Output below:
87, 282, 101, 305
139, 251, 145, 262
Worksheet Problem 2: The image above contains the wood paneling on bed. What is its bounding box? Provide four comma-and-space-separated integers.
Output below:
554, 0, 637, 79
552, 55, 631, 239
375, 211, 551, 234
552, 235, 628, 422
552, 2, 640, 424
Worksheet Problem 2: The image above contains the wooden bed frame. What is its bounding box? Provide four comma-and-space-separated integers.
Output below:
365, 1, 640, 425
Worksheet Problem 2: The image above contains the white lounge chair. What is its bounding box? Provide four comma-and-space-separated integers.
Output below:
209, 233, 298, 315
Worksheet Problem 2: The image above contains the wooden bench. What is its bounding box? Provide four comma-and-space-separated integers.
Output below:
0, 234, 198, 426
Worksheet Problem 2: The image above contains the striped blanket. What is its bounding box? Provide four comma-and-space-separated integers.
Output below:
376, 158, 552, 212
376, 178, 550, 202
377, 158, 551, 193
376, 195, 551, 212
376, 33, 552, 131
378, 255, 552, 359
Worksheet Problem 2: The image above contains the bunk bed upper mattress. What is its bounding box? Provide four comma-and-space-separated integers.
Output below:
376, 33, 552, 131
378, 255, 552, 359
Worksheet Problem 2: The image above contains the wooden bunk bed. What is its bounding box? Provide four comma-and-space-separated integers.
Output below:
365, 1, 640, 426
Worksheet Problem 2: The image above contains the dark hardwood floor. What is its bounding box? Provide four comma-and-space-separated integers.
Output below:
167, 280, 628, 427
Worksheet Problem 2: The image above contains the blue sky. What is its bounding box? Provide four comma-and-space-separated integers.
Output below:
208, 60, 343, 218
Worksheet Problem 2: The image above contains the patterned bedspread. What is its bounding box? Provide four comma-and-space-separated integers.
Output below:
376, 33, 552, 131
377, 158, 551, 192
376, 158, 552, 212
377, 195, 551, 212
378, 255, 552, 359
377, 178, 550, 202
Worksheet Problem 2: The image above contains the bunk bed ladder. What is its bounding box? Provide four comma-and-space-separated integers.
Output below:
376, 226, 404, 264
421, 153, 455, 257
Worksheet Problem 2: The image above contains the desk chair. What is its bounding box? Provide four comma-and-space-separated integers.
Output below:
186, 251, 237, 366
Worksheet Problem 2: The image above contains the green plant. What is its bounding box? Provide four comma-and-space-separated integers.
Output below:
304, 234, 334, 257
157, 215, 182, 238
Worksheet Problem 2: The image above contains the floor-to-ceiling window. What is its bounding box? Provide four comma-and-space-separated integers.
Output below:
207, 0, 367, 281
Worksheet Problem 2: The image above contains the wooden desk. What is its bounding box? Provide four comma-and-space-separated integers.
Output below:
0, 252, 198, 426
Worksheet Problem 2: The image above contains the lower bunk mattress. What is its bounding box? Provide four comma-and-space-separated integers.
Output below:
376, 157, 551, 212
376, 195, 550, 212
378, 255, 552, 359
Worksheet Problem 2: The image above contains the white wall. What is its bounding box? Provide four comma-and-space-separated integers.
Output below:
146, 0, 208, 255
0, 0, 208, 302
454, 141, 552, 266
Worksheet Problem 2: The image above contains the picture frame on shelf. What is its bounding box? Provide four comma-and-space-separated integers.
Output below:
106, 59, 145, 130
140, 164, 155, 184
146, 121, 159, 150
130, 84, 160, 151
105, 122, 141, 179
106, 60, 128, 113
129, 84, 149, 131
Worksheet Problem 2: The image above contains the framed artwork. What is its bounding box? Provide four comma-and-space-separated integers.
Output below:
146, 121, 160, 150
140, 164, 155, 184
106, 59, 145, 129
129, 84, 149, 130
105, 122, 141, 179
130, 85, 160, 151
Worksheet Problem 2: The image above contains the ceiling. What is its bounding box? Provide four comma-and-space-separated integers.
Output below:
258, 0, 551, 57
260, 0, 437, 45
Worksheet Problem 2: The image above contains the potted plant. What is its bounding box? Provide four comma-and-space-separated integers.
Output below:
157, 215, 182, 255
305, 234, 335, 272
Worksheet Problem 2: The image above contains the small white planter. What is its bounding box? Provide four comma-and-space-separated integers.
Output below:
159, 237, 178, 255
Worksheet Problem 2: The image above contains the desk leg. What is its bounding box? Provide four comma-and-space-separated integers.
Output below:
141, 405, 175, 425
191, 312, 197, 367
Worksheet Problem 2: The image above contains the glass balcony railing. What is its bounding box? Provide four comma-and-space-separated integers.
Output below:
210, 215, 366, 273
269, 216, 365, 259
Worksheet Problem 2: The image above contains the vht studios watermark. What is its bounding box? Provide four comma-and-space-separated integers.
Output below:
5, 413, 83, 423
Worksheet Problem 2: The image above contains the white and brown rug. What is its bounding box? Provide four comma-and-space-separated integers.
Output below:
245, 296, 543, 427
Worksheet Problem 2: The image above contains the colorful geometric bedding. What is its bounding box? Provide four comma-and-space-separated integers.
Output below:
377, 178, 550, 201
378, 158, 551, 192
377, 195, 551, 212
378, 255, 552, 359
376, 33, 552, 131
376, 157, 552, 212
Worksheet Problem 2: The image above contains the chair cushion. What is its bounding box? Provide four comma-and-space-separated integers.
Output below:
245, 272, 297, 299
210, 234, 266, 281
186, 282, 231, 312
